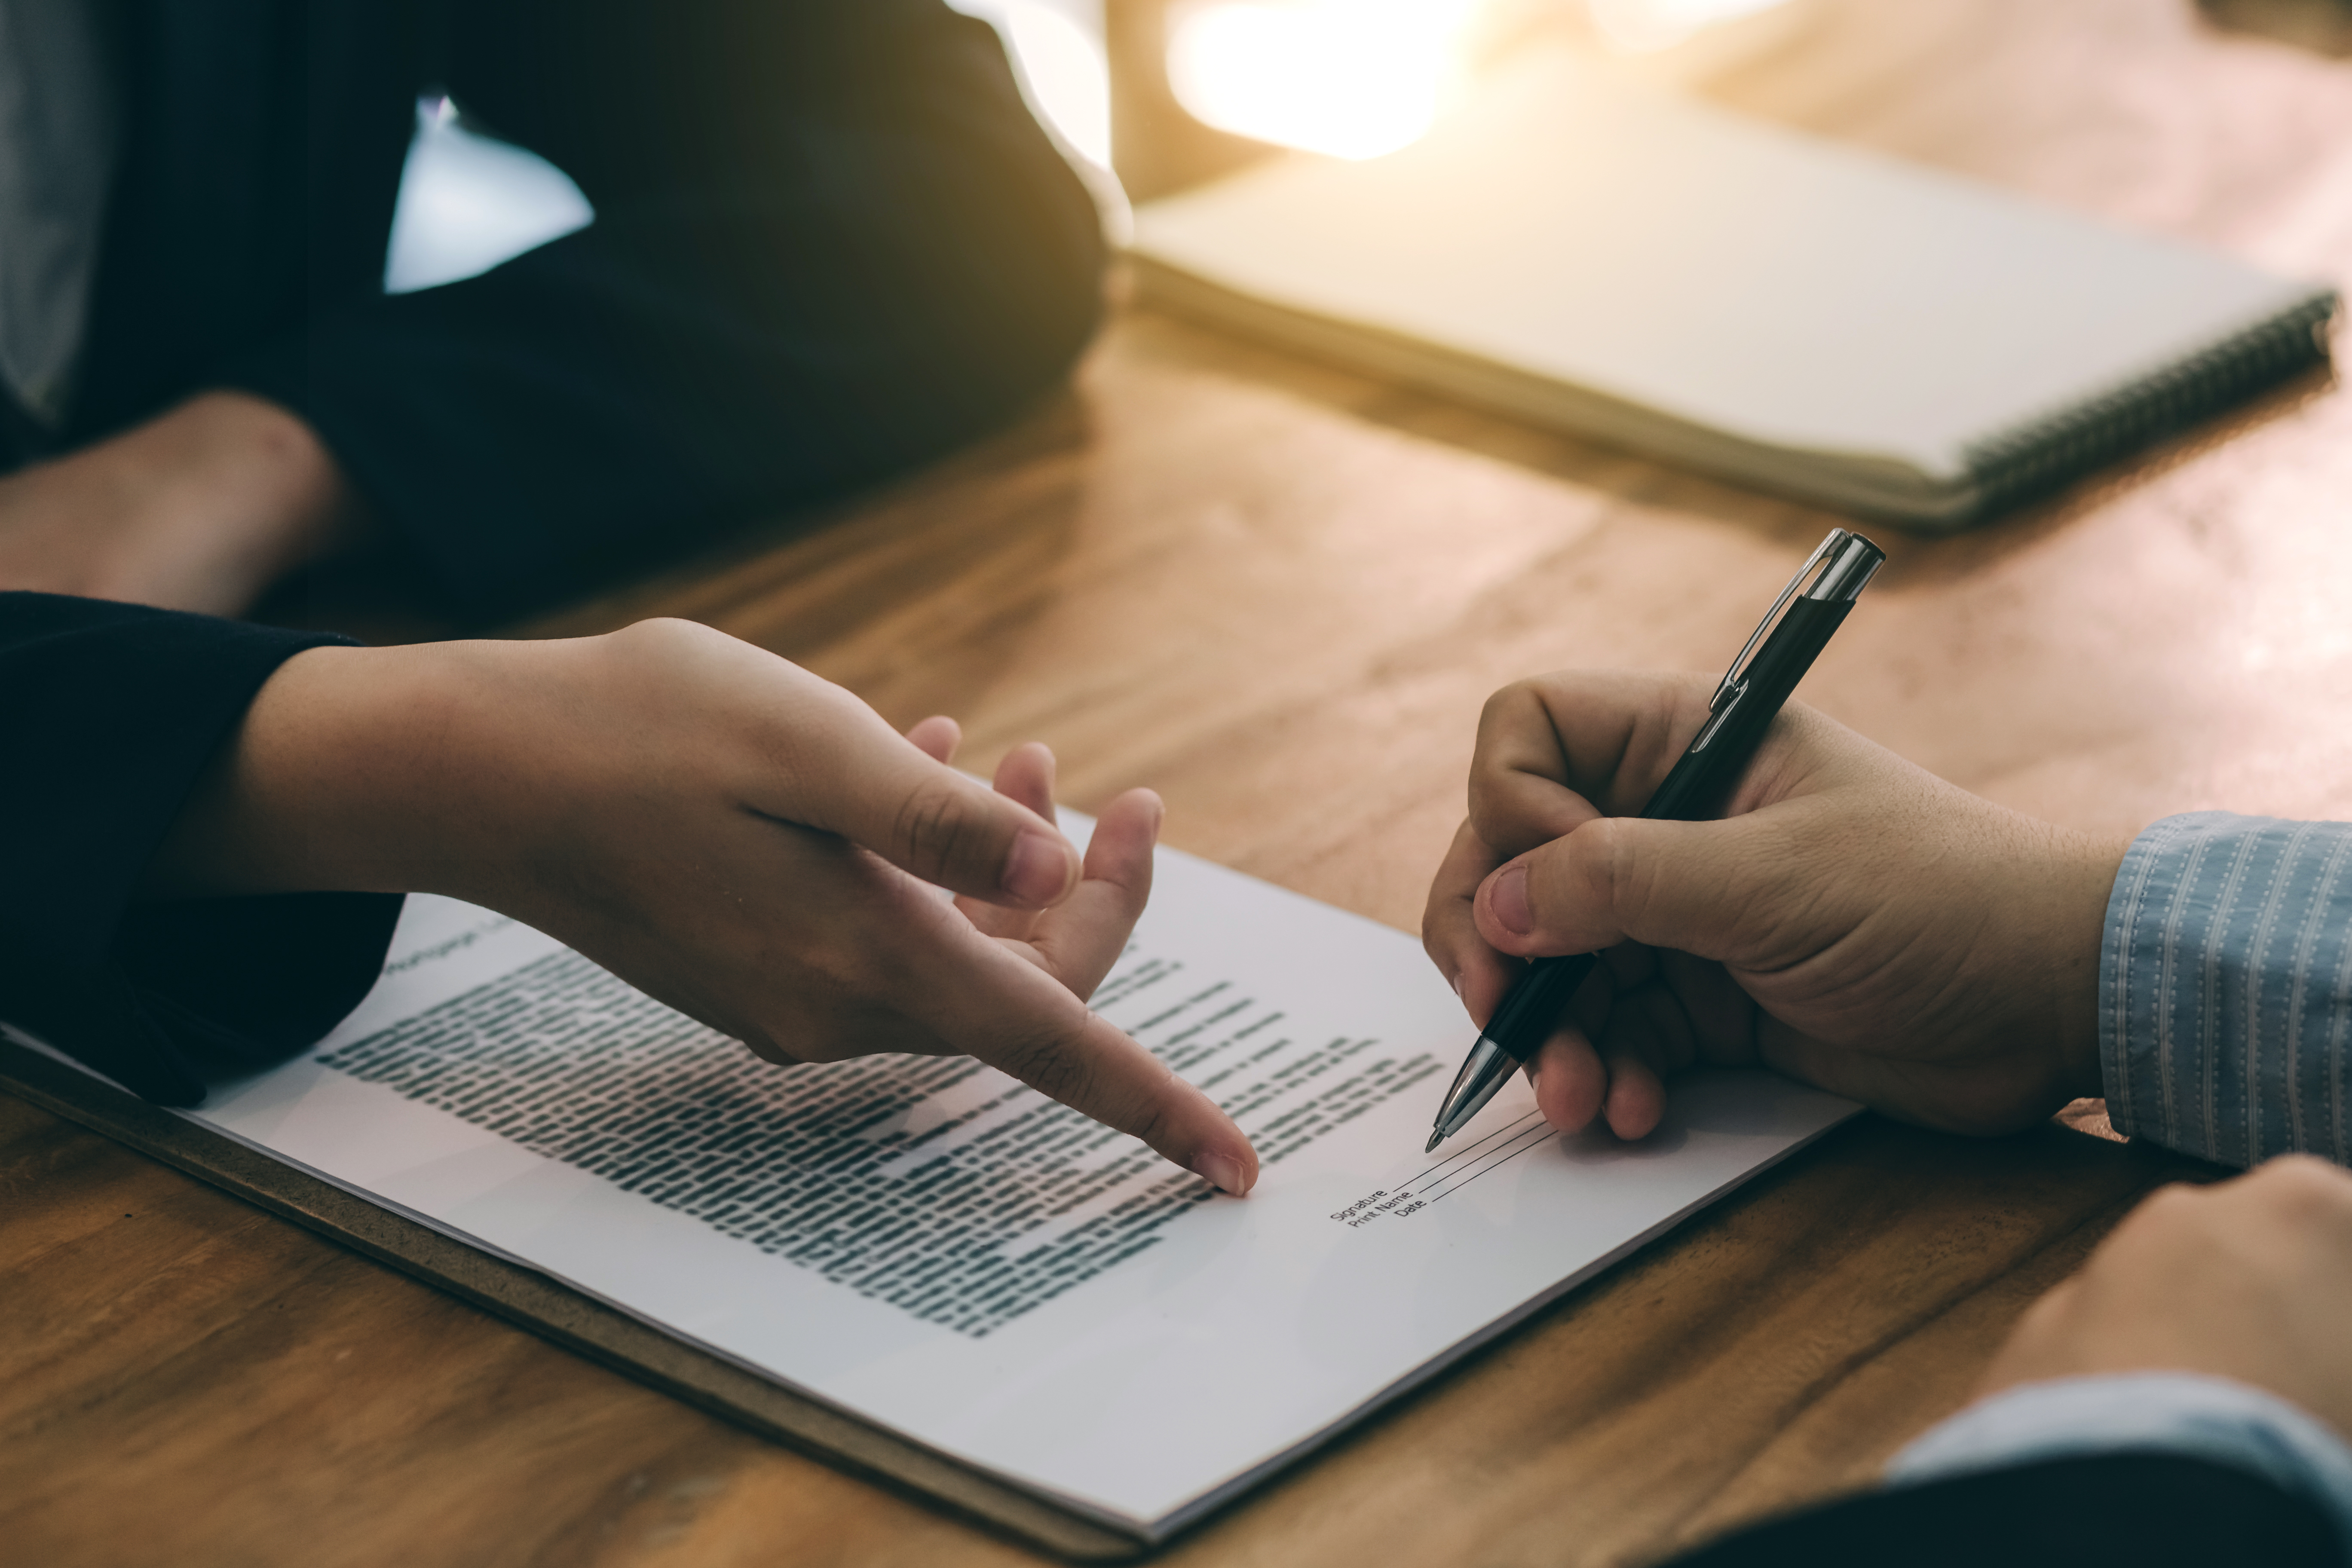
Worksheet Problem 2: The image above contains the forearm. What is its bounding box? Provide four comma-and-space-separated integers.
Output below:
147, 637, 567, 904
0, 391, 364, 616
117, 392, 358, 550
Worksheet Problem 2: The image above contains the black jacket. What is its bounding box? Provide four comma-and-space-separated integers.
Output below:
1662, 1451, 2342, 1567
0, 593, 394, 1103
7, 0, 1106, 619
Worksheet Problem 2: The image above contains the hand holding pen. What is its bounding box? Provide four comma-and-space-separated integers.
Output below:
1420, 533, 2126, 1145
1422, 530, 1884, 1150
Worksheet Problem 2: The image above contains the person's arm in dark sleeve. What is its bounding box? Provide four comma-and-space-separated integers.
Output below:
228, 0, 1108, 621
1656, 1452, 2343, 1568
0, 591, 400, 1104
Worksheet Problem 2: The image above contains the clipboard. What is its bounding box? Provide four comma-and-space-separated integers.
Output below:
0, 1035, 1147, 1561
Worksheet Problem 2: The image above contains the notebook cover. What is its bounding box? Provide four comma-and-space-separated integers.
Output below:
1130, 43, 2337, 524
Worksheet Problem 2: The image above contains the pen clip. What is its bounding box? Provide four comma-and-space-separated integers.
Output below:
1709, 528, 1851, 713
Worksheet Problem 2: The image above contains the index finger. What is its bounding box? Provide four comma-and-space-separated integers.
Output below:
1421, 816, 1522, 1029
887, 915, 1260, 1196
1467, 671, 1720, 857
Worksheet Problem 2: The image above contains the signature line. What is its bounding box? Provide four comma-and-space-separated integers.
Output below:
1395, 1110, 1545, 1189
1424, 1124, 1556, 1203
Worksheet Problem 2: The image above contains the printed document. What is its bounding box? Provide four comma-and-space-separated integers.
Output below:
163, 822, 1856, 1535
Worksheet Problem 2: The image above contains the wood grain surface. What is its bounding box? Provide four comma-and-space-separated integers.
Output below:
8, 2, 2351, 1564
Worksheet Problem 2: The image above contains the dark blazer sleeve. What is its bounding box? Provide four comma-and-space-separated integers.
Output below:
227, 0, 1107, 621
1659, 1453, 2344, 1568
0, 593, 402, 1105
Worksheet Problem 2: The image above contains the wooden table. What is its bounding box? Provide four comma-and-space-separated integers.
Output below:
8, 2, 2351, 1563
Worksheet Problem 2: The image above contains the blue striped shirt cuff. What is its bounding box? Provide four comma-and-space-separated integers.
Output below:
2102, 812, 2352, 1166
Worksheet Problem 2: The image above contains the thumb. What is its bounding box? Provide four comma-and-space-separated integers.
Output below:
777, 696, 1080, 910
1472, 812, 1796, 962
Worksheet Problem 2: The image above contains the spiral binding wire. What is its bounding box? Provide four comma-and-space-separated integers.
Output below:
1960, 291, 2340, 520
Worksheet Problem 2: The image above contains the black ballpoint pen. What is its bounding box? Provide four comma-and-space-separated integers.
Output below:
1425, 527, 1886, 1153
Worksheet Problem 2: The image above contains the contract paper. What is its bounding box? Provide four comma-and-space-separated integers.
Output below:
146, 827, 1856, 1535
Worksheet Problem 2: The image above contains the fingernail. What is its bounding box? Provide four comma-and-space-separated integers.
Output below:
1190, 1152, 1246, 1196
1490, 862, 1533, 936
1451, 972, 1465, 1001
1002, 829, 1073, 905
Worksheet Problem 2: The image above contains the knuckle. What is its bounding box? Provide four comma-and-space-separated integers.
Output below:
2247, 1153, 2352, 1213
1423, 900, 1475, 968
609, 616, 712, 665
1476, 682, 1528, 730
597, 618, 747, 710
1669, 668, 1715, 702
1118, 1084, 1178, 1153
992, 1014, 1099, 1109
1472, 681, 1538, 755
1576, 818, 1633, 918
2125, 1180, 2208, 1238
892, 777, 998, 881
2262, 1152, 2341, 1184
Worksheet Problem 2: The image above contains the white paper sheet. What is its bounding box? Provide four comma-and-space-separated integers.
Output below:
164, 825, 1856, 1535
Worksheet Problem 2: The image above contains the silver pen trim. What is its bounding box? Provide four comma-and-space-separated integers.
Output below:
1806, 532, 1884, 603
1427, 1036, 1516, 1149
1710, 528, 1847, 711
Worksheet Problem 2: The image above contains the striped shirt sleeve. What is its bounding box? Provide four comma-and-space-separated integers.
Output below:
2102, 812, 2352, 1167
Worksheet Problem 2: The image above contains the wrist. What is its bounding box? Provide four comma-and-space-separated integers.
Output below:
2043, 826, 2129, 1103
148, 638, 527, 900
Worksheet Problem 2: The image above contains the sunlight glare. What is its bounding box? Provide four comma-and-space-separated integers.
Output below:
1586, 0, 1792, 53
1166, 0, 1481, 162
949, 0, 1113, 168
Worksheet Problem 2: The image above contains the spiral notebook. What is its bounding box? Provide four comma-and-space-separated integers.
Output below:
1, 817, 1856, 1558
1129, 43, 2339, 527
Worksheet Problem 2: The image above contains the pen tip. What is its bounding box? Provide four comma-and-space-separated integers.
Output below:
1425, 1130, 1444, 1154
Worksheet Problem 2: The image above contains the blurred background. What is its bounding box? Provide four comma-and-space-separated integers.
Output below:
380, 0, 1838, 292
384, 0, 2352, 295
